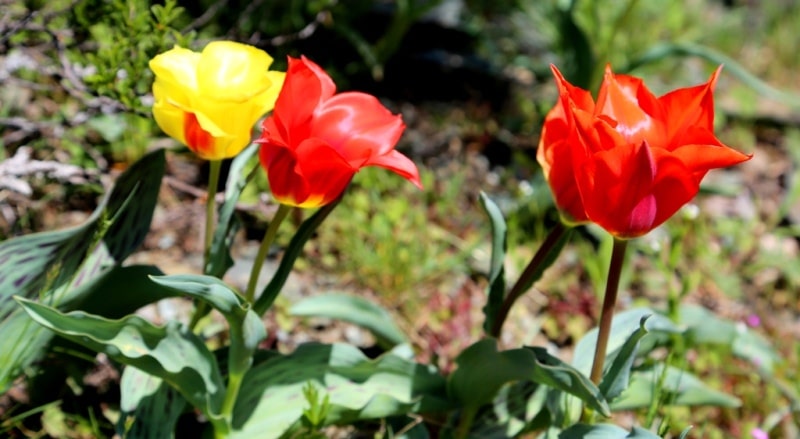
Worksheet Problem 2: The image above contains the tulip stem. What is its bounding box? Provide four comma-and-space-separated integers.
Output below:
245, 204, 291, 303
205, 159, 222, 264
188, 159, 223, 332
489, 222, 570, 338
589, 238, 628, 385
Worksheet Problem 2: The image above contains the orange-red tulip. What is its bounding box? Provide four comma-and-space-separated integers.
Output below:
538, 65, 751, 238
150, 41, 285, 160
256, 56, 421, 208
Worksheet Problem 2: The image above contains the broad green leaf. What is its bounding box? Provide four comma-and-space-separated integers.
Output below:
149, 274, 266, 376
118, 366, 186, 439
611, 364, 741, 410
680, 304, 779, 372
253, 199, 341, 315
232, 343, 449, 439
290, 293, 408, 349
76, 265, 173, 319
559, 424, 661, 439
572, 308, 680, 375
479, 192, 507, 335
599, 316, 650, 401
206, 144, 259, 278
16, 298, 225, 419
0, 149, 165, 391
447, 339, 609, 416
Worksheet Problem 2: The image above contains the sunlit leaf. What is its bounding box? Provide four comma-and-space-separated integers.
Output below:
118, 366, 187, 439
447, 339, 609, 417
16, 298, 225, 420
232, 343, 449, 439
0, 149, 165, 391
478, 192, 507, 335
559, 424, 662, 439
611, 364, 741, 410
290, 293, 408, 349
599, 316, 650, 401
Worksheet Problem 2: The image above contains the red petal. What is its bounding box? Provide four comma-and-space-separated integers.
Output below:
364, 150, 422, 188
595, 65, 665, 148
658, 66, 722, 148
578, 142, 696, 238
550, 64, 595, 113
270, 56, 336, 145
312, 91, 405, 164
292, 138, 357, 207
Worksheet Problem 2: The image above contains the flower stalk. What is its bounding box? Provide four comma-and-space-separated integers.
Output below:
489, 222, 570, 338
589, 238, 629, 384
245, 204, 291, 303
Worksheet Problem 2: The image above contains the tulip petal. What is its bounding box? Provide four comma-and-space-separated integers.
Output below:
595, 65, 664, 147
149, 46, 200, 95
196, 41, 276, 101
364, 150, 422, 188
550, 65, 595, 113
671, 140, 752, 176
579, 142, 696, 238
659, 66, 722, 146
314, 92, 405, 163
152, 100, 189, 146
260, 139, 355, 208
272, 57, 334, 145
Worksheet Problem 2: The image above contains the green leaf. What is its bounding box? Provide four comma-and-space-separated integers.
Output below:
0, 149, 165, 391
206, 144, 259, 278
447, 339, 609, 416
290, 293, 408, 349
572, 308, 680, 375
118, 366, 186, 439
559, 424, 662, 439
478, 192, 507, 335
16, 298, 225, 419
611, 364, 741, 410
76, 265, 174, 319
253, 199, 341, 315
232, 343, 449, 439
149, 274, 265, 376
680, 304, 779, 372
599, 316, 650, 401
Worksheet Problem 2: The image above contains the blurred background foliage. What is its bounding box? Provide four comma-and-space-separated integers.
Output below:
2, 0, 800, 437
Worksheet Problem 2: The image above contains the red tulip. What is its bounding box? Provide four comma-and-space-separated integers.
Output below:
538, 65, 751, 238
256, 56, 421, 208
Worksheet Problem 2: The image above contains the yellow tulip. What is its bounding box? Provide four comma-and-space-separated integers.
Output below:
149, 41, 285, 160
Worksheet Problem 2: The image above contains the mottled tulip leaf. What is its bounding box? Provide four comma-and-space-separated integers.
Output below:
16, 298, 225, 419
559, 424, 662, 439
253, 199, 341, 315
610, 364, 741, 410
447, 339, 609, 417
478, 192, 507, 335
290, 293, 408, 349
206, 144, 258, 278
149, 274, 266, 376
118, 366, 187, 439
0, 149, 166, 392
232, 343, 449, 439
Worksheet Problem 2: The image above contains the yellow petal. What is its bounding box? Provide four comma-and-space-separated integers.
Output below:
149, 46, 200, 93
196, 41, 275, 102
152, 100, 188, 146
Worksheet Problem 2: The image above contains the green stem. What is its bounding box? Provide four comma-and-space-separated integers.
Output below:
245, 204, 291, 303
189, 159, 223, 332
219, 370, 244, 432
205, 160, 222, 265
489, 222, 570, 338
589, 238, 628, 385
455, 406, 478, 439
